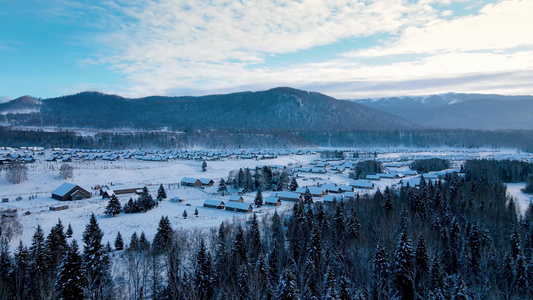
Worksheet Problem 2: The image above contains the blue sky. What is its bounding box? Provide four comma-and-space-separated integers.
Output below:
1, 0, 532, 100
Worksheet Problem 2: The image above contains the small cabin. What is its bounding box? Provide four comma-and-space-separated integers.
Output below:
323, 195, 344, 205
264, 196, 281, 206
229, 195, 244, 202
204, 199, 225, 209
200, 178, 215, 186
274, 192, 303, 202
349, 180, 375, 189
52, 183, 91, 201
181, 177, 202, 187
225, 201, 253, 213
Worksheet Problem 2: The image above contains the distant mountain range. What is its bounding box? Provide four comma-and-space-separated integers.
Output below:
353, 93, 533, 130
0, 87, 416, 132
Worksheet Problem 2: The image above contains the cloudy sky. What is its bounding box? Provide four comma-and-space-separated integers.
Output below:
1, 0, 532, 99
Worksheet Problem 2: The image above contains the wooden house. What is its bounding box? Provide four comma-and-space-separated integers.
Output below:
324, 194, 344, 205
52, 183, 91, 201
264, 196, 281, 206
200, 178, 214, 186
296, 187, 326, 197
349, 180, 375, 189
229, 195, 244, 202
274, 191, 303, 202
204, 199, 225, 209
181, 177, 202, 187
225, 201, 253, 213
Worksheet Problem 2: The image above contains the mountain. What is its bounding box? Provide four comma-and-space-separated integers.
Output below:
0, 95, 41, 115
0, 87, 417, 131
353, 93, 533, 130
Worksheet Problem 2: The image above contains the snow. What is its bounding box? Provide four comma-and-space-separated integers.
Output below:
506, 183, 532, 214
52, 182, 78, 197
1, 146, 531, 250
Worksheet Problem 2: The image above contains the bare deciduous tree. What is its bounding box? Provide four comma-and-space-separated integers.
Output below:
59, 163, 74, 179
6, 161, 28, 184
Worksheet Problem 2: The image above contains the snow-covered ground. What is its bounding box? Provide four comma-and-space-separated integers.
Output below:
1, 147, 531, 249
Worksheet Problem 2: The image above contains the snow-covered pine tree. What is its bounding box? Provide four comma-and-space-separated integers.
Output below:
289, 177, 298, 192
194, 207, 198, 216
195, 240, 214, 299
202, 161, 207, 172
238, 264, 250, 300
393, 230, 414, 300
157, 184, 167, 200
139, 232, 150, 252
152, 216, 173, 254
248, 214, 262, 263
129, 232, 139, 252
218, 178, 227, 195
13, 241, 30, 299
82, 213, 111, 299
54, 240, 85, 300
233, 226, 247, 266
66, 223, 73, 238
45, 219, 68, 270
304, 188, 313, 205
255, 189, 263, 206
104, 195, 122, 217
276, 268, 298, 300
182, 210, 188, 219
323, 266, 337, 300
114, 232, 124, 251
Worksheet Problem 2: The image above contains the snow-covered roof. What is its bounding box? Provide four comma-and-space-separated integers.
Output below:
52, 183, 77, 197
229, 195, 243, 201
324, 194, 343, 202
296, 187, 325, 195
264, 196, 280, 204
349, 180, 374, 188
181, 177, 200, 184
274, 191, 301, 200
204, 199, 225, 207
200, 178, 213, 184
225, 201, 252, 211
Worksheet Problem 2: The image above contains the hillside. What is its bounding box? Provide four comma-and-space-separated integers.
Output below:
1, 87, 417, 131
354, 93, 533, 130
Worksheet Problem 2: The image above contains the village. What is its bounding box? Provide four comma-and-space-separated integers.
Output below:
1, 146, 532, 249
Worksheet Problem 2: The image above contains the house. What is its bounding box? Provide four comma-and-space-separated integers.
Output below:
264, 196, 281, 206
229, 195, 244, 202
338, 185, 354, 193
103, 184, 143, 195
366, 174, 381, 181
200, 178, 215, 186
296, 187, 326, 197
310, 167, 327, 173
344, 192, 356, 200
322, 184, 342, 194
101, 189, 115, 199
52, 183, 91, 201
349, 180, 375, 189
181, 177, 202, 187
274, 191, 303, 202
225, 201, 253, 213
238, 188, 247, 195
323, 194, 344, 205
204, 199, 225, 209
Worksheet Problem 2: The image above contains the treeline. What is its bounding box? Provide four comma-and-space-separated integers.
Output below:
221, 166, 291, 193
411, 158, 451, 173
4, 126, 533, 151
1, 159, 533, 299
463, 159, 533, 184
349, 160, 383, 179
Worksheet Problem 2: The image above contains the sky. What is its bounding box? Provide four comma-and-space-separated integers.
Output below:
0, 0, 532, 100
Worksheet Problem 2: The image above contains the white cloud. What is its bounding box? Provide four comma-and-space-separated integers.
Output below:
77, 0, 533, 98
440, 10, 453, 16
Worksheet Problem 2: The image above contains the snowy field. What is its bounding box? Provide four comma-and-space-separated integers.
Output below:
1, 147, 532, 249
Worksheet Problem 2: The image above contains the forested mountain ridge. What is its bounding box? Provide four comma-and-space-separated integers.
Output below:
0, 87, 418, 131
353, 93, 533, 130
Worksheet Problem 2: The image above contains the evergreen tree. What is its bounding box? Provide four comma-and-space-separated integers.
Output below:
104, 195, 122, 217
383, 186, 394, 210
323, 267, 337, 300
129, 232, 139, 252
139, 232, 150, 252
152, 216, 173, 254
194, 207, 199, 216
183, 210, 188, 219
13, 241, 30, 300
304, 188, 313, 205
393, 230, 414, 299
45, 218, 68, 270
233, 226, 247, 266
289, 177, 298, 192
277, 268, 298, 300
218, 178, 227, 195
255, 189, 263, 206
82, 213, 111, 299
66, 223, 73, 238
54, 240, 85, 300
202, 161, 207, 172
248, 214, 262, 263
373, 240, 389, 298
114, 232, 124, 251
157, 184, 167, 200
195, 240, 214, 299
345, 208, 360, 239
238, 265, 250, 300
138, 186, 155, 212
